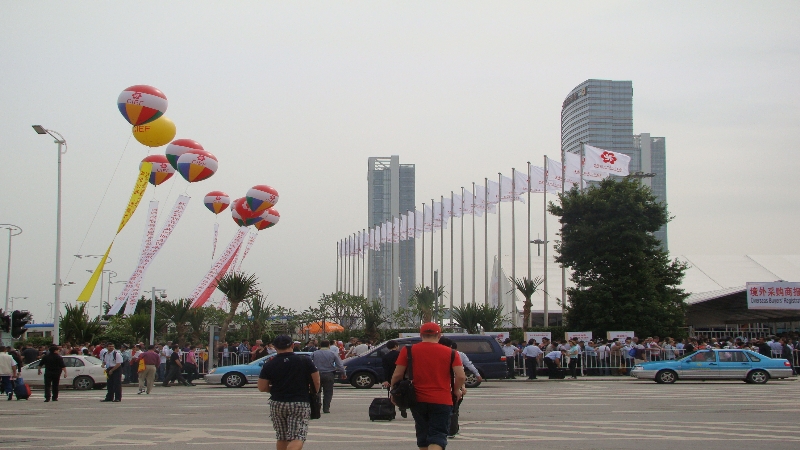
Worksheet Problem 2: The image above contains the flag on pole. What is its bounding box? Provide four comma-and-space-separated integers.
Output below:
564, 151, 607, 181
486, 179, 500, 204
584, 144, 631, 176
529, 165, 550, 193
500, 174, 523, 202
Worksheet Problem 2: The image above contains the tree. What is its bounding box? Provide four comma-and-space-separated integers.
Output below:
451, 303, 482, 334
186, 307, 208, 345
158, 299, 193, 345
362, 299, 387, 342
548, 178, 688, 338
510, 277, 543, 331
245, 294, 275, 341
215, 272, 260, 342
408, 285, 445, 323
61, 303, 102, 344
475, 304, 505, 331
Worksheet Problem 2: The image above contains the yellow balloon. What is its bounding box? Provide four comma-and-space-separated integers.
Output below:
132, 115, 176, 148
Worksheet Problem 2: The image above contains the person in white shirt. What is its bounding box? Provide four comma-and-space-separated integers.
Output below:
346, 340, 371, 358
159, 343, 173, 382
543, 350, 563, 379
0, 346, 18, 401
522, 340, 543, 380
101, 343, 124, 402
595, 340, 610, 375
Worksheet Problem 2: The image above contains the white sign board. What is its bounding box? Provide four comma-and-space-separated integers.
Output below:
566, 331, 593, 342
747, 282, 800, 309
524, 332, 552, 343
482, 331, 510, 345
607, 331, 635, 342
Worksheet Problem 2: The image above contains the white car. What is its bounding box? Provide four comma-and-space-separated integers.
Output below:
20, 355, 109, 390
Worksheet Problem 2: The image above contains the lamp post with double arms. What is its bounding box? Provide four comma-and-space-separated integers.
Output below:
0, 224, 22, 314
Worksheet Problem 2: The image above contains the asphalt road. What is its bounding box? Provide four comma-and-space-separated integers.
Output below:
1, 377, 799, 450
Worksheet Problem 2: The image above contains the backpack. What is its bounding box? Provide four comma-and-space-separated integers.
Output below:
628, 347, 637, 358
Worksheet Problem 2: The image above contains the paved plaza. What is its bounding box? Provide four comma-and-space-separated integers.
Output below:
1, 378, 799, 450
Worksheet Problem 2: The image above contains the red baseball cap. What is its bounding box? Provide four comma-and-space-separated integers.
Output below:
420, 322, 441, 335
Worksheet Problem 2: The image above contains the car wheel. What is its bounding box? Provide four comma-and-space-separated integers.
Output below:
73, 375, 95, 391
350, 372, 376, 389
747, 370, 769, 384
465, 372, 482, 388
655, 370, 677, 384
223, 372, 246, 388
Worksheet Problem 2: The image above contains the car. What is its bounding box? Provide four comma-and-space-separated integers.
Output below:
204, 352, 313, 387
19, 355, 107, 390
338, 335, 508, 389
631, 349, 795, 384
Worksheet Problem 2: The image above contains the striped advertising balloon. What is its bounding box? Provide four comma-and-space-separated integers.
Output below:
117, 85, 168, 126
204, 191, 230, 215
165, 139, 204, 170
140, 154, 175, 186
231, 197, 257, 226
245, 185, 279, 214
254, 208, 280, 231
176, 149, 218, 183
233, 196, 261, 226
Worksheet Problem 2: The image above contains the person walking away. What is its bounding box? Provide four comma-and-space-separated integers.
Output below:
139, 345, 160, 394
501, 338, 520, 379
101, 343, 123, 402
380, 340, 406, 417
22, 343, 39, 366
0, 346, 18, 401
258, 335, 320, 450
163, 344, 193, 387
184, 346, 198, 381
37, 345, 66, 402
522, 339, 543, 380
390, 322, 466, 450
311, 340, 343, 414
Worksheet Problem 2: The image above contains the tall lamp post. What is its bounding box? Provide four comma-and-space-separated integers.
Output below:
146, 288, 167, 345
0, 224, 22, 313
9, 297, 27, 311
33, 125, 67, 344
86, 268, 116, 318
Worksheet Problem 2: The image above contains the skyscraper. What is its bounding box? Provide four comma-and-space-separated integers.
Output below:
367, 156, 415, 312
561, 79, 668, 250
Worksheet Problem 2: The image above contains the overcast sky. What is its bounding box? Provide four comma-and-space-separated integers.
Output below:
1, 1, 798, 324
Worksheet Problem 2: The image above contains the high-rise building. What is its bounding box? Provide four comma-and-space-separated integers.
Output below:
367, 156, 415, 312
634, 133, 668, 249
561, 79, 668, 250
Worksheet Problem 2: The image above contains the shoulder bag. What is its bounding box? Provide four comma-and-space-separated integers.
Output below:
390, 344, 416, 409
308, 361, 322, 420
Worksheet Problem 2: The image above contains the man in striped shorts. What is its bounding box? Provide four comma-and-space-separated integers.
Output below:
258, 335, 320, 450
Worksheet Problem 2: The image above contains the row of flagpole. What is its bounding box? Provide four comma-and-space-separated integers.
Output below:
335, 144, 631, 327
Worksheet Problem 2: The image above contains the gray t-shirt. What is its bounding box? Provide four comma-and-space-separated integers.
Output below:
311, 348, 343, 373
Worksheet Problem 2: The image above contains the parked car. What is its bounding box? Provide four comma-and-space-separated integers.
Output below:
19, 355, 107, 390
631, 349, 795, 384
338, 335, 508, 389
204, 352, 313, 387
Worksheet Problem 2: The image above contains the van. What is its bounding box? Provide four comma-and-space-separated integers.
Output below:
338, 335, 507, 389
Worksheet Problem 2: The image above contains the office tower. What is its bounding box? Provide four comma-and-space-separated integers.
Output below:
367, 156, 415, 312
634, 133, 668, 250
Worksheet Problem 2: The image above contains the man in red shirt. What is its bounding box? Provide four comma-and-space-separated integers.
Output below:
391, 323, 466, 450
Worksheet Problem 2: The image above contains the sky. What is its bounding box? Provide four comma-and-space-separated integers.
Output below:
1, 1, 798, 324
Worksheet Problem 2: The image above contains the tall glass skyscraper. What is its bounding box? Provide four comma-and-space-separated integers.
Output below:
561, 79, 668, 250
367, 156, 415, 312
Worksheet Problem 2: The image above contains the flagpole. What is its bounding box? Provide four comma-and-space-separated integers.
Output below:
367, 233, 371, 300
430, 198, 434, 291
580, 142, 585, 192
497, 173, 502, 316
405, 209, 410, 305
440, 195, 445, 328
336, 242, 340, 293
543, 155, 549, 328
355, 233, 360, 296
460, 187, 465, 309
472, 182, 476, 305
362, 228, 366, 297
511, 169, 517, 328
352, 232, 357, 296
561, 147, 567, 321
391, 216, 395, 310
421, 202, 426, 289
346, 236, 351, 294
484, 178, 489, 305
526, 162, 532, 328
449, 191, 454, 328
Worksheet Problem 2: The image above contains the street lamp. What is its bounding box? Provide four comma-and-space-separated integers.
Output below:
33, 125, 67, 344
9, 296, 27, 310
0, 224, 22, 313
145, 288, 167, 345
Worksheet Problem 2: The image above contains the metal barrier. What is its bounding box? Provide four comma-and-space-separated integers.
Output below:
215, 352, 253, 367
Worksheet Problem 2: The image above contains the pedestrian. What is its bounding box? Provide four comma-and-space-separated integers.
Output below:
22, 343, 39, 365
258, 335, 320, 450
522, 339, 542, 380
311, 340, 344, 414
567, 339, 580, 379
543, 349, 563, 379
37, 345, 66, 402
390, 322, 466, 450
163, 344, 193, 387
0, 346, 18, 401
121, 344, 132, 384
138, 345, 160, 394
251, 340, 268, 361
159, 342, 173, 381
381, 340, 401, 388
101, 343, 124, 402
184, 345, 198, 382
501, 338, 519, 379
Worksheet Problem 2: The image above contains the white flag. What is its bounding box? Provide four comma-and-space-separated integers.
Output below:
451, 194, 463, 217
423, 204, 433, 232
564, 152, 607, 182
462, 190, 479, 216
500, 174, 523, 202
473, 185, 497, 215
514, 171, 529, 196
529, 166, 548, 194
414, 210, 424, 234
545, 157, 573, 191
584, 144, 631, 176
487, 180, 500, 204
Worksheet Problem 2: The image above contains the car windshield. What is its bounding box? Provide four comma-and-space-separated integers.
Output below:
249, 355, 271, 365
84, 356, 102, 365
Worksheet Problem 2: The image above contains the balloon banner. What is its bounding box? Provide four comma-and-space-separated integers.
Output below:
107, 201, 158, 315
77, 163, 151, 302
117, 85, 168, 126
234, 230, 258, 272
193, 245, 240, 309
189, 227, 248, 308
108, 195, 191, 314
211, 222, 219, 260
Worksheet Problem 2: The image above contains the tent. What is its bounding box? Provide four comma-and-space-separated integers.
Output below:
301, 321, 345, 334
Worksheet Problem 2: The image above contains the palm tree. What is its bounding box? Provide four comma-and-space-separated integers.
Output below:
510, 276, 543, 331
245, 294, 274, 342
61, 303, 102, 344
362, 299, 387, 342
215, 272, 260, 342
452, 303, 482, 334
476, 304, 505, 331
408, 285, 445, 323
125, 313, 153, 343
158, 299, 193, 345
186, 307, 208, 345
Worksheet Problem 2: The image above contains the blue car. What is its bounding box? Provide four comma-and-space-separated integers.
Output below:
204, 352, 313, 387
631, 349, 795, 384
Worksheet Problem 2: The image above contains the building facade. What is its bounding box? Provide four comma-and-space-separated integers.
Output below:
634, 133, 668, 249
367, 156, 415, 312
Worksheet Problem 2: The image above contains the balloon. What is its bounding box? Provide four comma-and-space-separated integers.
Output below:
176, 149, 218, 183
117, 85, 168, 126
140, 155, 175, 186
246, 185, 279, 214
254, 208, 280, 231
231, 207, 247, 227
165, 139, 204, 170
132, 116, 176, 148
232, 197, 261, 226
204, 191, 230, 214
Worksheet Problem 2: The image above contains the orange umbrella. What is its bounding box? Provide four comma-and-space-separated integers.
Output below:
301, 321, 345, 334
